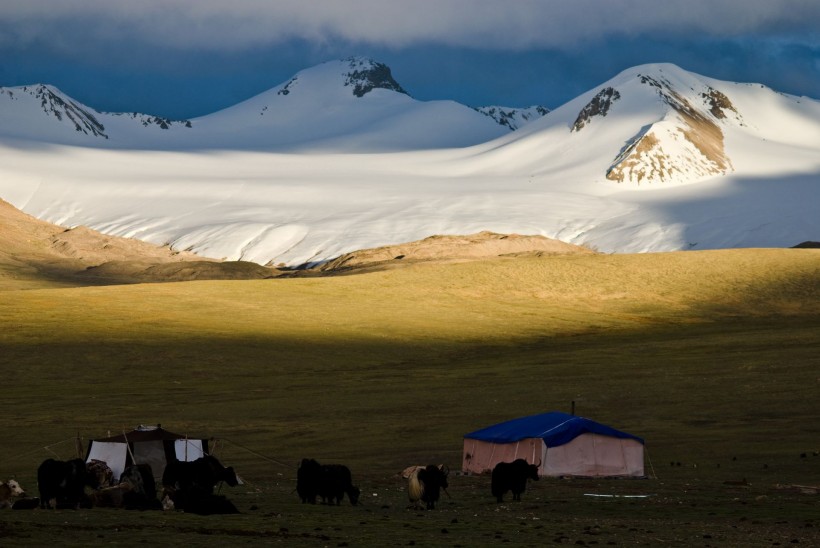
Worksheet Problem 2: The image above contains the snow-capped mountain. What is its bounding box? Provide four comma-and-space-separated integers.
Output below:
188, 57, 508, 151
0, 58, 509, 151
0, 61, 818, 266
573, 72, 741, 184
477, 63, 820, 187
0, 84, 193, 144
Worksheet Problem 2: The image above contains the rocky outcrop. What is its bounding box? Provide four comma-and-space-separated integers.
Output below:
701, 87, 739, 120
343, 57, 408, 98
474, 105, 550, 130
277, 77, 297, 96
110, 112, 192, 129
572, 87, 620, 132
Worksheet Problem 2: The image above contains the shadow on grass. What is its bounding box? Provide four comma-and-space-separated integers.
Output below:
1, 314, 817, 480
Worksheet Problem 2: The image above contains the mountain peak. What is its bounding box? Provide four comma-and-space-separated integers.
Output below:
1, 83, 108, 139
341, 57, 408, 98
273, 57, 409, 100
561, 63, 745, 185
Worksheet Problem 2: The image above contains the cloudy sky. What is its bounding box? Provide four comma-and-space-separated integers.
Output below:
1, 1, 818, 119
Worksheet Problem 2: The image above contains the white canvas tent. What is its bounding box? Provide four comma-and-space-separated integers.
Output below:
463, 412, 645, 478
85, 425, 208, 482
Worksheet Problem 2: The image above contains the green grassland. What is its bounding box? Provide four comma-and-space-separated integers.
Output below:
1, 248, 819, 546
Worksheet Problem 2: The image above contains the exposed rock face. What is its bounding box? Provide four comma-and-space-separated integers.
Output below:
0, 85, 193, 139
343, 57, 408, 98
474, 105, 550, 130
110, 112, 192, 129
605, 119, 728, 184
274, 59, 408, 99
572, 87, 620, 132
605, 75, 736, 184
2, 84, 108, 138
701, 87, 739, 120
277, 77, 297, 96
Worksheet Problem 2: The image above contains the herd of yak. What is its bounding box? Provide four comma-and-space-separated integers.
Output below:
0, 455, 540, 514
1, 455, 240, 514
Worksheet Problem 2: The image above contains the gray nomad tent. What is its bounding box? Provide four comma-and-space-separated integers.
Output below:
463, 412, 645, 478
85, 425, 208, 481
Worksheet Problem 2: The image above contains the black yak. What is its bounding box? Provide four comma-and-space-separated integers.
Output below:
297, 458, 360, 506
491, 458, 539, 503
162, 455, 239, 513
37, 458, 90, 509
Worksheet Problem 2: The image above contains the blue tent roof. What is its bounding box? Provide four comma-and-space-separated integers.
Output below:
464, 412, 644, 447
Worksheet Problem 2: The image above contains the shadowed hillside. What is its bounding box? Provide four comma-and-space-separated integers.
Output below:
0, 198, 277, 288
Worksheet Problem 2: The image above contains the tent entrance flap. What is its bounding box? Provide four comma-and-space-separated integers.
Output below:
87, 442, 128, 480
133, 440, 168, 482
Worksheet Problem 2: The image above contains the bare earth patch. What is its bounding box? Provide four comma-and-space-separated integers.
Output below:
314, 231, 595, 274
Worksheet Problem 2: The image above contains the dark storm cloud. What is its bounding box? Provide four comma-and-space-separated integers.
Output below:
1, 1, 818, 53
1, 1, 817, 118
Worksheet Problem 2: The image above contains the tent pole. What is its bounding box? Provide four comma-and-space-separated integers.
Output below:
122, 430, 136, 465
543, 444, 548, 475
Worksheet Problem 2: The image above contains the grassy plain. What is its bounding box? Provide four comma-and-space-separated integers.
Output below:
1, 248, 819, 546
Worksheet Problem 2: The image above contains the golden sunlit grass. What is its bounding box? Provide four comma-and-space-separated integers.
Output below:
4, 248, 817, 340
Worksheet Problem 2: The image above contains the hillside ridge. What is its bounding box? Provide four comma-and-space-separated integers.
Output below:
0, 199, 276, 287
